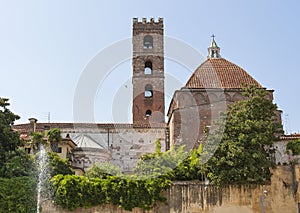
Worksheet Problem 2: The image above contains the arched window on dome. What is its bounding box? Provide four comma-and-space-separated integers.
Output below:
144, 35, 153, 49
145, 84, 153, 98
145, 110, 152, 117
144, 61, 152, 75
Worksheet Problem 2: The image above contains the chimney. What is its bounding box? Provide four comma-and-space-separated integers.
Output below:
28, 118, 38, 133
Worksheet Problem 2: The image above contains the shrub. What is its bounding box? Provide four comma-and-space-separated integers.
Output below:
0, 177, 37, 213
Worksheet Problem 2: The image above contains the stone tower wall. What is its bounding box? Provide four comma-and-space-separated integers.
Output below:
132, 18, 165, 125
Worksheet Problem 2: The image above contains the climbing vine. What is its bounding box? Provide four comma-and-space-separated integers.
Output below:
51, 174, 171, 211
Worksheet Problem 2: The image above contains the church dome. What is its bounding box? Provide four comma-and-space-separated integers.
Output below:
185, 58, 262, 89
185, 36, 261, 89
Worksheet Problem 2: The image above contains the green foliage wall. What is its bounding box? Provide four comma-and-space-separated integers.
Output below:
0, 177, 37, 213
51, 174, 172, 211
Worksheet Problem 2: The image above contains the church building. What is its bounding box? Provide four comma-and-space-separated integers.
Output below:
13, 18, 284, 174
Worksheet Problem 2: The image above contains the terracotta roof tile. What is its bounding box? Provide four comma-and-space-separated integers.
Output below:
280, 134, 300, 140
13, 122, 166, 133
185, 58, 262, 89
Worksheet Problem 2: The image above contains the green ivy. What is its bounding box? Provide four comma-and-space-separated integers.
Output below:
51, 174, 172, 211
0, 177, 37, 213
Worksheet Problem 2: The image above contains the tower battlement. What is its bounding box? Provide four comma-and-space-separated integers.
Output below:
133, 17, 163, 24
133, 18, 163, 35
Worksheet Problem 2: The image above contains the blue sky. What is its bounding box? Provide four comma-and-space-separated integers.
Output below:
0, 0, 299, 134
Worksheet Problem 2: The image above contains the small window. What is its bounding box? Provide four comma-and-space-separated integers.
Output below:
145, 84, 153, 98
144, 35, 153, 49
144, 61, 152, 74
56, 147, 62, 153
145, 110, 152, 117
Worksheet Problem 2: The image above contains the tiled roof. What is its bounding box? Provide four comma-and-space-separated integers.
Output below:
12, 122, 166, 133
280, 134, 300, 140
185, 58, 262, 89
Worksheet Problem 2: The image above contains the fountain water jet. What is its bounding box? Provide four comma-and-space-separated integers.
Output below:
36, 145, 50, 213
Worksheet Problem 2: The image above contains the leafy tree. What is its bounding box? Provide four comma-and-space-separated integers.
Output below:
3, 150, 36, 177
155, 139, 162, 154
47, 128, 61, 153
286, 139, 300, 156
173, 144, 207, 181
205, 85, 282, 185
0, 97, 34, 178
134, 139, 208, 181
0, 98, 21, 170
134, 145, 188, 179
84, 162, 122, 179
47, 152, 74, 177
0, 98, 37, 212
0, 177, 37, 213
30, 131, 44, 153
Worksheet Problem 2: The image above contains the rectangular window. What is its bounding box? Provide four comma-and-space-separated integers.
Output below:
56, 147, 62, 153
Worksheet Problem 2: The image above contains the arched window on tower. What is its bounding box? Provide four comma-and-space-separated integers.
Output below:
145, 110, 152, 117
144, 61, 152, 75
143, 35, 153, 49
144, 84, 153, 98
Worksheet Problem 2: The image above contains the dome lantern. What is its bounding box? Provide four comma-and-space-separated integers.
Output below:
207, 34, 221, 59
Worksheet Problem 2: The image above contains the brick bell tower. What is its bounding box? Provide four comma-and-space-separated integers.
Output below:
132, 18, 165, 125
